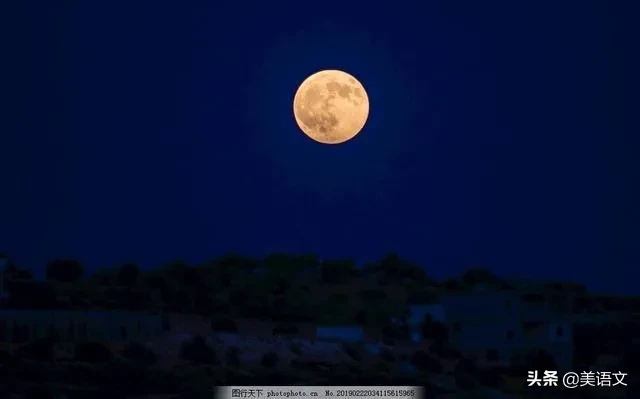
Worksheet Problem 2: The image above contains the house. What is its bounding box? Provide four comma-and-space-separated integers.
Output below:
316, 325, 364, 342
2, 280, 57, 308
407, 304, 446, 342
0, 260, 59, 307
408, 304, 446, 325
441, 287, 574, 370
0, 309, 163, 350
165, 313, 211, 335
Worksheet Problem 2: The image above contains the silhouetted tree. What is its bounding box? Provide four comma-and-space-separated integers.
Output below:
420, 317, 449, 342
228, 288, 249, 307
263, 253, 315, 283
455, 357, 479, 389
218, 253, 259, 271
211, 316, 238, 333
91, 267, 116, 286
0, 255, 17, 275
6, 280, 56, 308
122, 342, 157, 366
321, 259, 357, 283
75, 342, 112, 363
382, 323, 410, 341
621, 345, 640, 372
238, 301, 270, 319
354, 309, 367, 325
410, 350, 442, 373
382, 336, 396, 346
276, 286, 314, 322
13, 269, 33, 280
461, 267, 501, 287
15, 337, 56, 362
269, 296, 299, 321
116, 263, 140, 287
380, 349, 396, 363
562, 282, 588, 295
296, 253, 321, 271
180, 336, 217, 365
226, 346, 242, 367
441, 278, 463, 292
456, 357, 478, 375
486, 349, 500, 361
408, 289, 439, 305
272, 324, 299, 336
374, 252, 427, 283
22, 387, 54, 399
46, 258, 83, 283
478, 366, 504, 388
290, 344, 303, 356
0, 349, 16, 366
261, 351, 279, 368
359, 289, 388, 302
430, 341, 461, 359
525, 349, 556, 371
343, 343, 363, 362
209, 253, 259, 287
146, 274, 167, 291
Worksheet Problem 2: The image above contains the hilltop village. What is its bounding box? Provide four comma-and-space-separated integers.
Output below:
1, 254, 638, 398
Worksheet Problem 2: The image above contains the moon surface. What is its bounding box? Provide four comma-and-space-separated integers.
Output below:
293, 70, 369, 144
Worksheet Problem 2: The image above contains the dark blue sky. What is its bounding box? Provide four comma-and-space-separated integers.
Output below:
1, 1, 637, 294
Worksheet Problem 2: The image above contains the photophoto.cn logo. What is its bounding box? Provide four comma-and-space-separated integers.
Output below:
527, 370, 628, 388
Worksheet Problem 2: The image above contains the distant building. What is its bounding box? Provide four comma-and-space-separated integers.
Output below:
407, 304, 446, 342
316, 325, 364, 342
408, 304, 446, 325
0, 257, 46, 305
0, 309, 163, 346
3, 280, 58, 308
364, 341, 383, 354
441, 288, 574, 370
166, 313, 211, 335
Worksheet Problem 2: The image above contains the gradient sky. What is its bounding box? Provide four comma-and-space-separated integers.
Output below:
1, 1, 637, 294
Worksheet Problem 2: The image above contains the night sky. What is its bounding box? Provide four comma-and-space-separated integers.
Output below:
2, 1, 637, 294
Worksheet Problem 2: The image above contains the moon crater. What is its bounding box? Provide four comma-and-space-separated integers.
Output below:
293, 70, 369, 144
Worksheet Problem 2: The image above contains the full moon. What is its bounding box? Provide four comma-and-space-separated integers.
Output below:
293, 70, 369, 144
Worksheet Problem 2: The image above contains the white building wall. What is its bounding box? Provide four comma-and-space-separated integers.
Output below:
0, 310, 163, 344
442, 290, 574, 370
408, 304, 446, 325
316, 325, 364, 342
